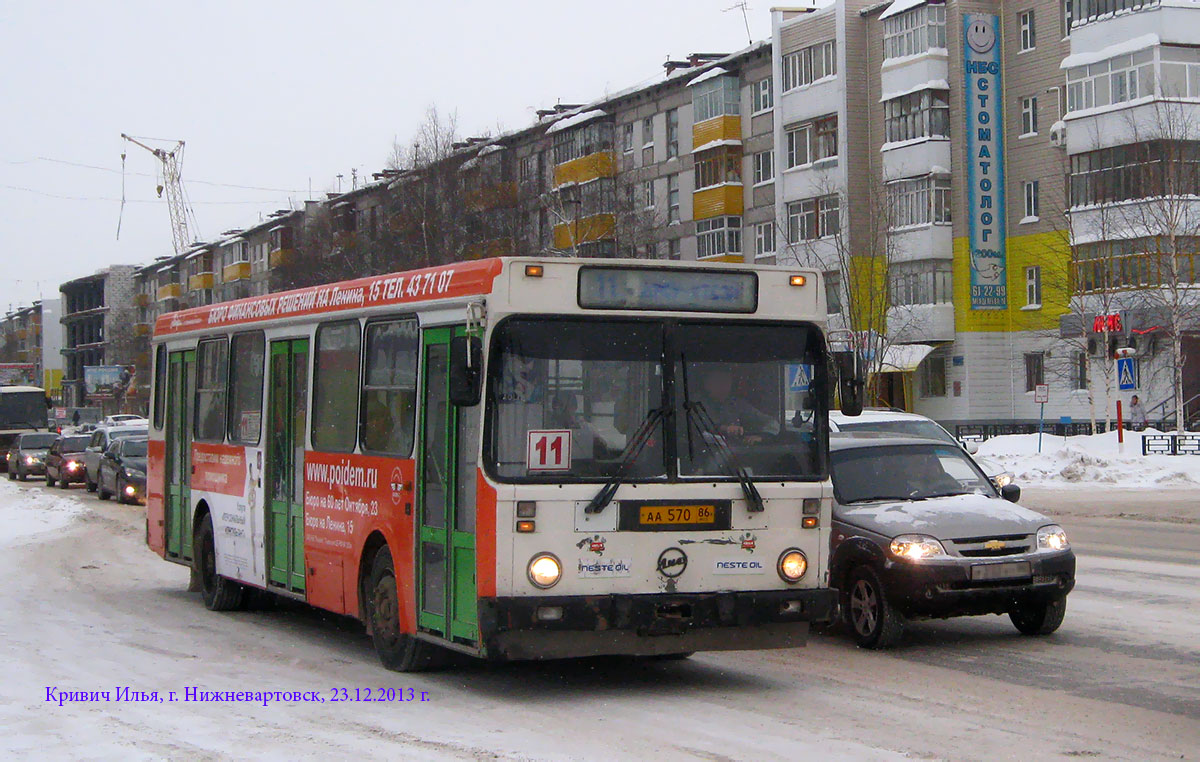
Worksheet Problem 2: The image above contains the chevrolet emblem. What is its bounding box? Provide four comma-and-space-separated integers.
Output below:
984, 540, 1006, 550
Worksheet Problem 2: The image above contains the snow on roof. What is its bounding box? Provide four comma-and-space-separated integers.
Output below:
688, 66, 731, 87
0, 386, 43, 393
1061, 33, 1158, 69
879, 343, 935, 372
879, 0, 929, 21
546, 109, 607, 134
880, 79, 950, 102
692, 138, 743, 154
477, 144, 504, 156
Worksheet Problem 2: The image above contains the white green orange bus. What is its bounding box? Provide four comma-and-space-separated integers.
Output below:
146, 257, 845, 670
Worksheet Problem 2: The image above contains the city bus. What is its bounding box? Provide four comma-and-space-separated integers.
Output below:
0, 385, 52, 470
146, 257, 846, 670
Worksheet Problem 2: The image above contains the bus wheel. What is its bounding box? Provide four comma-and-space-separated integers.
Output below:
196, 513, 245, 611
367, 549, 443, 672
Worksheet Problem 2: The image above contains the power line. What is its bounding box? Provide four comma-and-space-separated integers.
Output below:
4, 156, 310, 194
0, 184, 290, 205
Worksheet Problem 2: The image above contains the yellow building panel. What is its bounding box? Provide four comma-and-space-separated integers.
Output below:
133, 293, 150, 307
692, 185, 744, 220
188, 272, 215, 291
953, 231, 1071, 333
849, 255, 888, 334
553, 152, 616, 187
553, 214, 616, 250
692, 116, 742, 151
268, 248, 294, 269
223, 261, 251, 282
156, 283, 182, 301
466, 181, 519, 211
698, 254, 745, 263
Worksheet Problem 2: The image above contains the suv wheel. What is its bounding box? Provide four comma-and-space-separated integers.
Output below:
1009, 597, 1067, 636
845, 565, 904, 649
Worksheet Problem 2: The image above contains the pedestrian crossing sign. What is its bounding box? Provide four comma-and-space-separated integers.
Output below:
787, 363, 812, 392
1117, 357, 1138, 391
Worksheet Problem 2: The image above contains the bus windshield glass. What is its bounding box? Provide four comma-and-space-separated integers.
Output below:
0, 390, 46, 431
486, 318, 825, 482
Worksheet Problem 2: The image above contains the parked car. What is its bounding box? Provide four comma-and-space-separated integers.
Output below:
6, 432, 58, 481
829, 409, 1014, 489
101, 414, 147, 427
827, 435, 1075, 649
44, 434, 93, 488
97, 435, 148, 504
83, 424, 148, 492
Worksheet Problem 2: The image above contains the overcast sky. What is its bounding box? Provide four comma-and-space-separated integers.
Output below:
0, 0, 786, 314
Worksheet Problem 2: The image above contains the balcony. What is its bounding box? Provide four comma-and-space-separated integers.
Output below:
553, 152, 616, 188
156, 283, 183, 301
553, 213, 615, 250
223, 261, 251, 281
465, 181, 519, 211
268, 248, 295, 268
693, 184, 744, 220
188, 272, 215, 291
692, 116, 741, 152
133, 293, 150, 307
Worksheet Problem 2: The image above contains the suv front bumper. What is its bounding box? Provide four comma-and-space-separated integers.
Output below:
882, 550, 1075, 618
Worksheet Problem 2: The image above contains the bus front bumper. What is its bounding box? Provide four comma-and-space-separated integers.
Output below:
479, 589, 838, 661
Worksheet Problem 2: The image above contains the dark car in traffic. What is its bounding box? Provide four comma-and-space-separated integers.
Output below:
5, 432, 58, 481
827, 435, 1075, 649
45, 434, 93, 488
97, 435, 148, 504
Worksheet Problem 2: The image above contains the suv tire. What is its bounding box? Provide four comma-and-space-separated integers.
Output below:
1010, 597, 1066, 636
845, 564, 904, 649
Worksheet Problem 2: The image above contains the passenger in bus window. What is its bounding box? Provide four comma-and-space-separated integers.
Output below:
362, 395, 396, 452
695, 366, 779, 444
548, 391, 616, 460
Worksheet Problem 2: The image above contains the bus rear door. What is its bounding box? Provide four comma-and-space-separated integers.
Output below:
267, 338, 309, 593
165, 349, 195, 561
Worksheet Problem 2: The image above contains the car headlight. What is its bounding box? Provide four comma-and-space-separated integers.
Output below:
777, 549, 808, 583
890, 534, 947, 561
1037, 524, 1069, 551
126, 469, 146, 481
25, 456, 35, 465
527, 553, 562, 589
65, 461, 79, 471
993, 472, 1014, 489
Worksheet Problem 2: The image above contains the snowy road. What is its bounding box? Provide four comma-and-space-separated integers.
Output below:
1, 479, 1197, 761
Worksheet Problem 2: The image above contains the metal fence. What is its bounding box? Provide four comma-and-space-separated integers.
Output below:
1142, 434, 1200, 456
955, 421, 1168, 442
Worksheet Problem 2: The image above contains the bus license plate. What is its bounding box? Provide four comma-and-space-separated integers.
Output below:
970, 561, 1031, 581
639, 505, 715, 526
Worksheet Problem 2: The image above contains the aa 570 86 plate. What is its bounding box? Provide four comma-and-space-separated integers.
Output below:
618, 500, 732, 531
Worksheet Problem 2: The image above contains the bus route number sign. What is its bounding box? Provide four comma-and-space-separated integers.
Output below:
527, 430, 571, 471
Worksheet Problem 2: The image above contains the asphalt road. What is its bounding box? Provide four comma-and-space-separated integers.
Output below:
2, 479, 1197, 760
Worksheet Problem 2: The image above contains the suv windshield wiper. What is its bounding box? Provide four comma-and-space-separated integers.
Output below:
583, 406, 666, 515
844, 495, 910, 504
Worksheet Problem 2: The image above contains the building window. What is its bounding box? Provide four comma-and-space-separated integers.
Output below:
696, 216, 742, 258
887, 175, 952, 228
753, 150, 774, 185
1072, 350, 1088, 390
1021, 96, 1039, 135
1160, 45, 1200, 98
889, 260, 953, 305
1063, 0, 1074, 36
752, 77, 773, 113
667, 174, 680, 222
1072, 236, 1200, 293
883, 89, 949, 143
694, 146, 742, 189
1024, 352, 1045, 392
643, 179, 655, 209
1065, 48, 1154, 112
824, 271, 843, 314
920, 355, 948, 397
642, 116, 654, 148
1075, 0, 1156, 28
754, 221, 775, 257
1019, 10, 1036, 51
668, 238, 681, 260
1023, 180, 1040, 219
1068, 140, 1200, 207
1025, 265, 1043, 306
552, 121, 614, 165
782, 40, 837, 91
666, 108, 679, 158
692, 77, 740, 123
786, 195, 840, 242
785, 114, 838, 168
621, 122, 634, 153
883, 3, 947, 59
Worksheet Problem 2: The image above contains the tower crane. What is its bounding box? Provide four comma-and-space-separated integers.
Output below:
120, 134, 202, 255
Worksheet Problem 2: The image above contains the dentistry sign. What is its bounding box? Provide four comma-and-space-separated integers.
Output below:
964, 14, 1007, 310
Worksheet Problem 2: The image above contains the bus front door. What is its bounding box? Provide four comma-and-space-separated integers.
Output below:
165, 349, 195, 561
417, 326, 479, 644
267, 338, 308, 593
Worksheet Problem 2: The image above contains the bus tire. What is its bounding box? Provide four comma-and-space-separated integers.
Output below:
367, 549, 444, 672
196, 513, 245, 611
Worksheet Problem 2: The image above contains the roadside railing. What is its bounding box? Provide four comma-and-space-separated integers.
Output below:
1142, 433, 1200, 456
956, 421, 1168, 443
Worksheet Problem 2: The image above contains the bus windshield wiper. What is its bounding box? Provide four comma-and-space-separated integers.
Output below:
583, 406, 666, 515
682, 400, 765, 513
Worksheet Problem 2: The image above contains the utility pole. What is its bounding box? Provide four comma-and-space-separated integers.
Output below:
120, 134, 200, 255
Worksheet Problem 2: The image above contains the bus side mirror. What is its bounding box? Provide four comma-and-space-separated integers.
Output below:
449, 335, 483, 407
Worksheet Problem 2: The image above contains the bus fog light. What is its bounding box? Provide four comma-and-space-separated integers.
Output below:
527, 553, 561, 589
535, 606, 563, 622
516, 501, 537, 518
778, 549, 807, 583
781, 599, 803, 614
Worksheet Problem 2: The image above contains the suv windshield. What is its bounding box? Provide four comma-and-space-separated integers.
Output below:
62, 436, 91, 452
123, 440, 149, 457
19, 433, 57, 449
831, 444, 994, 503
110, 428, 146, 441
485, 317, 826, 482
835, 418, 957, 445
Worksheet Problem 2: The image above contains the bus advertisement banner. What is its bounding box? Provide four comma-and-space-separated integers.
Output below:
0, 363, 36, 386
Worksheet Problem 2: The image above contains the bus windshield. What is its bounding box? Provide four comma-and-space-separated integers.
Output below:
486, 317, 825, 482
0, 390, 46, 431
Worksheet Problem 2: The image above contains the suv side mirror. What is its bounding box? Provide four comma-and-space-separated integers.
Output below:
839, 375, 864, 417
962, 440, 979, 454
1000, 483, 1021, 503
449, 335, 483, 407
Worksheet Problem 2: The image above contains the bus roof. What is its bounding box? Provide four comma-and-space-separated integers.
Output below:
0, 386, 45, 393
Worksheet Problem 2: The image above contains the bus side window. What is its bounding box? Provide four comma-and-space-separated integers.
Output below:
227, 332, 265, 445
312, 320, 361, 452
360, 319, 418, 456
152, 344, 166, 430
194, 338, 229, 442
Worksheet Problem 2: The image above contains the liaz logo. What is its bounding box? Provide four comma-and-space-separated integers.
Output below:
389, 466, 406, 506
656, 547, 687, 578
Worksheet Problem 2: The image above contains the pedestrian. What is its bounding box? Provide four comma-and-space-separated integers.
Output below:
71, 409, 81, 427
1128, 394, 1148, 431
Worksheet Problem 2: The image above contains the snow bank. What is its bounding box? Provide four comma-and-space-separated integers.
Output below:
977, 428, 1200, 488
0, 479, 83, 547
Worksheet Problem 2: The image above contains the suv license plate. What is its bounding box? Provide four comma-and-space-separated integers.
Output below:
971, 560, 1031, 581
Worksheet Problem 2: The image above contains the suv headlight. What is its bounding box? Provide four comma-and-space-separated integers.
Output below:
890, 534, 946, 561
1037, 524, 1069, 551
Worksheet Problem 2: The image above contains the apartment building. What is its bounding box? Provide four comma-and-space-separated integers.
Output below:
0, 302, 57, 394
59, 265, 138, 408
773, 0, 1200, 426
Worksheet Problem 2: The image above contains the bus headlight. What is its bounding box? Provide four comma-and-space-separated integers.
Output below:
777, 549, 807, 583
527, 553, 562, 589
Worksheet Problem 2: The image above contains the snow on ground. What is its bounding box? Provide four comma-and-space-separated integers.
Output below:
977, 428, 1200, 489
0, 476, 83, 547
